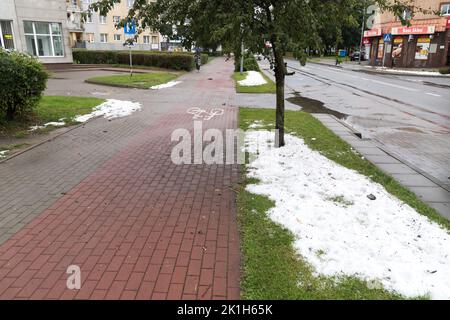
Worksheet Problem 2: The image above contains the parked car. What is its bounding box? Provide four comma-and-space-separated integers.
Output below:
350, 51, 365, 61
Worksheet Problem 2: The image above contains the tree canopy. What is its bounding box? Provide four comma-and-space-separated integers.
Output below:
89, 0, 427, 146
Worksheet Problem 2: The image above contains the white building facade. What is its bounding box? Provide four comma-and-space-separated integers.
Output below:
0, 0, 73, 64
80, 0, 161, 51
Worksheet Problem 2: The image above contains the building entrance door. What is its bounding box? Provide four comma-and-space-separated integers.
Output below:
447, 40, 450, 66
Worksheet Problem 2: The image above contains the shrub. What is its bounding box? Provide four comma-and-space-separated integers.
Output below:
438, 67, 450, 75
234, 54, 260, 72
201, 53, 209, 66
72, 50, 209, 71
0, 49, 48, 121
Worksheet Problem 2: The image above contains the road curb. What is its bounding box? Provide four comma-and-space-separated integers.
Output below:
0, 117, 99, 165
307, 61, 449, 78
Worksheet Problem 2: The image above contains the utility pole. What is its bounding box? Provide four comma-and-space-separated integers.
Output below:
240, 23, 244, 75
129, 45, 133, 77
358, 0, 367, 64
240, 40, 244, 74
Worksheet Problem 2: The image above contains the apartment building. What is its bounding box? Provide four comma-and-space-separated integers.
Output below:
79, 0, 161, 51
67, 0, 84, 48
0, 0, 73, 64
363, 0, 450, 68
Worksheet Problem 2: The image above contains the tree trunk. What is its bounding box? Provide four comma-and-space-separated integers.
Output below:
273, 46, 285, 147
5, 107, 15, 121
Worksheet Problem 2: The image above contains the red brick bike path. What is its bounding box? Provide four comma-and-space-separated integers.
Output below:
0, 68, 241, 300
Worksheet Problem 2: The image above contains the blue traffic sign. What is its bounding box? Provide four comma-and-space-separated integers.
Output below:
124, 21, 136, 36
383, 33, 392, 43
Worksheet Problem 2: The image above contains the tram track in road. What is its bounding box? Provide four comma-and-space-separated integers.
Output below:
283, 64, 450, 132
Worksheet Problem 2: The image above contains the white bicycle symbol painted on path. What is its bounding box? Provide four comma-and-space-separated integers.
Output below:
187, 107, 224, 121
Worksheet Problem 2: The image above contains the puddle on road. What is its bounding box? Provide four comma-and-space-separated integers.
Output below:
422, 81, 450, 89
396, 127, 426, 134
286, 93, 348, 120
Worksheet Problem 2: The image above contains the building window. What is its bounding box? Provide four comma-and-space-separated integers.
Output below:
415, 37, 431, 60
441, 4, 450, 15
24, 21, 64, 57
143, 35, 150, 44
114, 34, 121, 41
152, 36, 158, 44
113, 16, 120, 23
377, 39, 384, 60
85, 33, 94, 43
100, 33, 108, 43
86, 11, 93, 23
127, 0, 135, 8
99, 15, 107, 24
402, 8, 412, 20
0, 20, 15, 50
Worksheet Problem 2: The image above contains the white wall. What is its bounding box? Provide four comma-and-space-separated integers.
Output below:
0, 0, 22, 51
0, 0, 73, 63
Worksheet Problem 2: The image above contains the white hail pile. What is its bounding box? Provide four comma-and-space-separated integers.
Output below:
29, 99, 141, 131
238, 71, 267, 86
151, 81, 182, 90
245, 130, 450, 299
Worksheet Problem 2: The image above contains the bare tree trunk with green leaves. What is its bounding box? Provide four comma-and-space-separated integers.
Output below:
88, 0, 428, 147
272, 41, 286, 147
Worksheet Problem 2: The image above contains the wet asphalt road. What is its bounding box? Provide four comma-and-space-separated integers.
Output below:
261, 59, 450, 188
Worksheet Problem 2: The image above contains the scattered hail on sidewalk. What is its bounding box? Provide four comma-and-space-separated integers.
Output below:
244, 129, 450, 299
29, 99, 141, 131
238, 71, 267, 86
367, 66, 450, 77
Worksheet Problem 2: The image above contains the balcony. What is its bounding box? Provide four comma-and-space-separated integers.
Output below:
73, 41, 87, 49
67, 11, 84, 32
67, 4, 82, 13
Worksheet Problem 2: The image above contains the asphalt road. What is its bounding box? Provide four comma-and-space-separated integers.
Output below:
261, 59, 450, 188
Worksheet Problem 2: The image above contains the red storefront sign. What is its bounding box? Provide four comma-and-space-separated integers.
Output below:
364, 29, 382, 37
391, 25, 435, 35
447, 17, 450, 28
363, 37, 371, 45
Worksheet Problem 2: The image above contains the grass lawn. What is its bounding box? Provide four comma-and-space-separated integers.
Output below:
86, 72, 179, 89
233, 71, 276, 94
308, 56, 350, 63
109, 64, 182, 73
238, 108, 448, 300
0, 96, 104, 139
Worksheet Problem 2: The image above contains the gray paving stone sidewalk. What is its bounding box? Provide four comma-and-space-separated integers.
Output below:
313, 114, 450, 219
0, 59, 237, 246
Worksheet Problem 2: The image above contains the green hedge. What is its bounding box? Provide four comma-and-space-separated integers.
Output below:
0, 49, 48, 120
73, 50, 208, 71
235, 55, 260, 72
439, 67, 450, 75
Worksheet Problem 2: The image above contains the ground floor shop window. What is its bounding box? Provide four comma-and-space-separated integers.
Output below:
0, 20, 15, 50
377, 39, 384, 59
415, 37, 430, 60
24, 21, 64, 57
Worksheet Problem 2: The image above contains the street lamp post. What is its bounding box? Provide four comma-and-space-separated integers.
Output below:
359, 0, 367, 64
240, 40, 244, 74
240, 23, 244, 75
129, 45, 133, 77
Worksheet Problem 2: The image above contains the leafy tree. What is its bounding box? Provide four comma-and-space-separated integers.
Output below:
89, 0, 427, 147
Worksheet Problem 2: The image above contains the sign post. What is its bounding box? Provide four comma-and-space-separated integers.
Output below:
124, 21, 136, 77
358, 0, 367, 64
382, 33, 392, 68
129, 47, 133, 77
